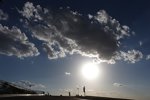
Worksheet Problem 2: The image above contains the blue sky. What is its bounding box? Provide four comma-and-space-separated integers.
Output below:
0, 0, 150, 100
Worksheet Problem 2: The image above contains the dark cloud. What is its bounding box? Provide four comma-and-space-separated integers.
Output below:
19, 2, 140, 63
0, 24, 39, 58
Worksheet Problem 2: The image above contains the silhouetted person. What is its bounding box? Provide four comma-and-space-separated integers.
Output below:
77, 87, 79, 96
83, 86, 85, 96
69, 92, 71, 96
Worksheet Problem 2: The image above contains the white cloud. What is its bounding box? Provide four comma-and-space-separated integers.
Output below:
19, 2, 42, 20
65, 72, 71, 75
95, 10, 109, 24
0, 9, 8, 20
113, 83, 124, 87
139, 41, 143, 46
120, 50, 143, 63
0, 24, 39, 58
88, 14, 93, 19
146, 54, 150, 60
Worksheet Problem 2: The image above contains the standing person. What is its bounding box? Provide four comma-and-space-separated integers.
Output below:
83, 86, 85, 96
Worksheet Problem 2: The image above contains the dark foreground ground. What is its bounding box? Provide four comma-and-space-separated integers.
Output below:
0, 96, 133, 100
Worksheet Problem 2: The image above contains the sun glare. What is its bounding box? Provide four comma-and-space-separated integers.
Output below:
81, 62, 101, 80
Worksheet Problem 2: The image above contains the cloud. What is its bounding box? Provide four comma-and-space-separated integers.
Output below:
88, 14, 93, 19
139, 41, 143, 46
14, 80, 46, 90
119, 50, 143, 63
0, 24, 39, 58
65, 72, 71, 75
0, 9, 8, 20
19, 2, 137, 63
43, 42, 66, 59
94, 10, 130, 40
113, 83, 124, 87
19, 2, 41, 20
146, 54, 150, 60
102, 49, 143, 64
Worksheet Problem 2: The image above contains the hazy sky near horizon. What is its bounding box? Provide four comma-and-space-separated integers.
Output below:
0, 0, 150, 100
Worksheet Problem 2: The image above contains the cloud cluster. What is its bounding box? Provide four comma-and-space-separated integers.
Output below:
14, 80, 45, 90
0, 24, 39, 58
0, 9, 8, 20
119, 50, 143, 63
19, 2, 136, 63
107, 50, 143, 64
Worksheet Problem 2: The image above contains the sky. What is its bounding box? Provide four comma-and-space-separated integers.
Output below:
0, 0, 150, 100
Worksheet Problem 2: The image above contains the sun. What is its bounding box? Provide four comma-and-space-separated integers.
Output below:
81, 62, 101, 80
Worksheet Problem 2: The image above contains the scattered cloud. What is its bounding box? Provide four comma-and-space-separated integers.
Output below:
19, 2, 135, 63
88, 14, 93, 19
113, 83, 125, 87
119, 50, 143, 63
100, 49, 143, 64
31, 61, 34, 64
0, 9, 8, 20
14, 80, 46, 90
146, 54, 150, 60
0, 24, 39, 58
139, 41, 143, 46
65, 72, 71, 75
